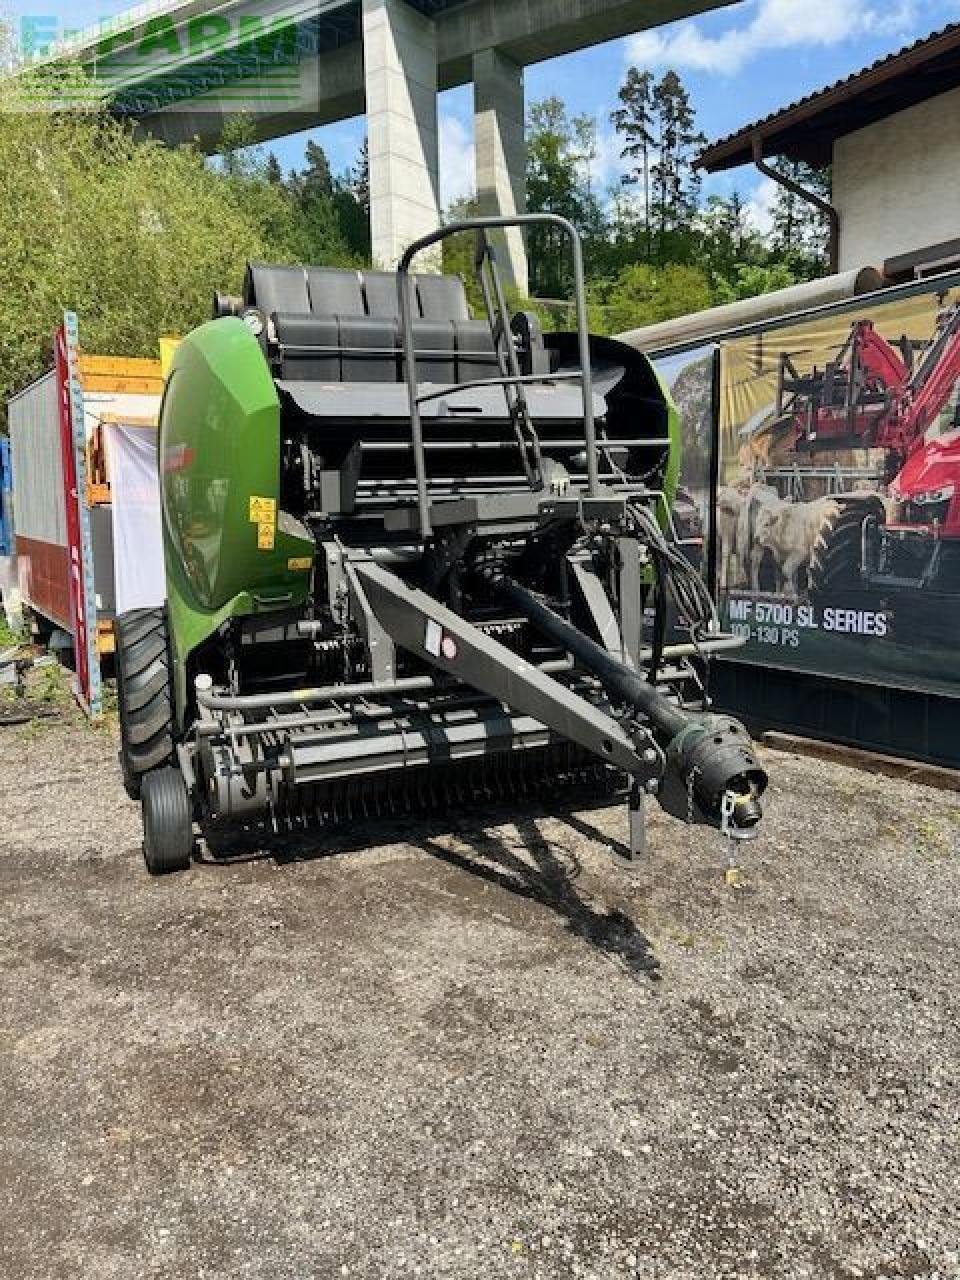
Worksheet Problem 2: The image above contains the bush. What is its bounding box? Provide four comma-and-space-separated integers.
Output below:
587, 263, 714, 336
0, 78, 361, 422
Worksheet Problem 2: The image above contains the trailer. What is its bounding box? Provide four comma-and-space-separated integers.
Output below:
7, 319, 164, 712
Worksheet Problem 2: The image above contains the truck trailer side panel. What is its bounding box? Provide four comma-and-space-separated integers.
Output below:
9, 372, 72, 631
9, 368, 161, 635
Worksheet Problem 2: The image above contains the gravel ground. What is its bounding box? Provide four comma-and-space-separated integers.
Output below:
1, 693, 959, 1280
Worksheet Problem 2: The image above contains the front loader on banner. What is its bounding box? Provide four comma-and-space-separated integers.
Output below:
772, 305, 960, 603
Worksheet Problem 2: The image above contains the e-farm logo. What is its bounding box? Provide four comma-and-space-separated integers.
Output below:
12, 9, 304, 110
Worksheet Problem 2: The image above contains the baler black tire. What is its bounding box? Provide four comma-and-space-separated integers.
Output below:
116, 608, 175, 801
142, 767, 194, 876
808, 495, 885, 601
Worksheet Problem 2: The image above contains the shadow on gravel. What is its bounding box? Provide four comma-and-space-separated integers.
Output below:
415, 820, 661, 981
199, 796, 660, 979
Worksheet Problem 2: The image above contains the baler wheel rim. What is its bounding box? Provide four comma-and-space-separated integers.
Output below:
141, 767, 194, 877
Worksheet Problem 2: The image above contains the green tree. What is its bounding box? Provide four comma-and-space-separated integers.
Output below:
287, 138, 372, 262
526, 97, 605, 296
611, 68, 705, 265
441, 196, 484, 310
611, 67, 655, 261
696, 191, 765, 286
595, 189, 646, 278
334, 141, 372, 261
770, 159, 831, 272
286, 141, 349, 262
0, 110, 258, 415
346, 140, 370, 219
440, 195, 556, 327
571, 113, 608, 261
649, 71, 706, 255
713, 261, 801, 304
294, 139, 334, 201
216, 113, 261, 179
588, 262, 713, 335
0, 76, 369, 421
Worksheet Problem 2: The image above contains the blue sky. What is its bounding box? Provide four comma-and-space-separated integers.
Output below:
7, 0, 960, 230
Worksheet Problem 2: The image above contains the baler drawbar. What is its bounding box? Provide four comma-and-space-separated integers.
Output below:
115, 215, 767, 875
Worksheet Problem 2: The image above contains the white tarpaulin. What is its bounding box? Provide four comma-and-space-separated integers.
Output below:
0, 559, 19, 631
106, 424, 165, 615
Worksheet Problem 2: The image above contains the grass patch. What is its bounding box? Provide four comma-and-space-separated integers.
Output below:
0, 618, 27, 649
915, 817, 956, 858
37, 663, 71, 705
93, 680, 119, 733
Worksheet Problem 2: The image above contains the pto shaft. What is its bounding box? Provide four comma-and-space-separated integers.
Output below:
483, 569, 768, 829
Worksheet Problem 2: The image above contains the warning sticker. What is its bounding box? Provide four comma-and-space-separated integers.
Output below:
250, 495, 277, 552
249, 495, 277, 525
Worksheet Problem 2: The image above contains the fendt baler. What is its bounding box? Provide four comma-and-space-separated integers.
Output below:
115, 216, 768, 876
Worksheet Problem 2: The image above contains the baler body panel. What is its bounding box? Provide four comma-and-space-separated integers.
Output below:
160, 317, 314, 684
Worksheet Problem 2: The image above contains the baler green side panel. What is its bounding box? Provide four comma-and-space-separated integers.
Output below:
160, 317, 314, 718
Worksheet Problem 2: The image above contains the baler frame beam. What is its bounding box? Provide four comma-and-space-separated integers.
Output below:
347, 559, 764, 838
353, 559, 654, 778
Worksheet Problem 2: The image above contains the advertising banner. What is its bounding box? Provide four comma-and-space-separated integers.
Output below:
716, 281, 960, 697
654, 343, 718, 577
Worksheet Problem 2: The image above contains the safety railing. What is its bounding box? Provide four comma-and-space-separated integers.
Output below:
397, 214, 599, 539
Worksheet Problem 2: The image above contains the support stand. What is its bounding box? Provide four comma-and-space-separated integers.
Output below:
607, 780, 647, 872
628, 780, 647, 860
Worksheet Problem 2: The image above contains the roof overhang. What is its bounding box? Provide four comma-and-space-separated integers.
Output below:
698, 22, 960, 172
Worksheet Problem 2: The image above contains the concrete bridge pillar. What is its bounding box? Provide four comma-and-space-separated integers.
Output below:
362, 0, 440, 270
473, 47, 528, 297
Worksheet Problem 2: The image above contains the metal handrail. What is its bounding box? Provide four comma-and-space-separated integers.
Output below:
474, 230, 542, 488
397, 214, 598, 538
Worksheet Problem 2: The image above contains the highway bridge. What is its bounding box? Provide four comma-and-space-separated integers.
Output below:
17, 1, 734, 284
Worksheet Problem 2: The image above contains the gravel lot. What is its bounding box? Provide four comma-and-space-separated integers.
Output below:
1, 693, 958, 1280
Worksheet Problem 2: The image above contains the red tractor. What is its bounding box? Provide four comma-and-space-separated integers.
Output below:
770, 303, 960, 605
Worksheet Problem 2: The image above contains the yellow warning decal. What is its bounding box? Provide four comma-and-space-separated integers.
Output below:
249, 495, 276, 524
287, 557, 313, 572
250, 495, 277, 552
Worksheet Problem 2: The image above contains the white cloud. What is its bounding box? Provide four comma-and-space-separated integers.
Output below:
438, 112, 475, 209
583, 125, 627, 190
745, 175, 779, 236
626, 0, 921, 76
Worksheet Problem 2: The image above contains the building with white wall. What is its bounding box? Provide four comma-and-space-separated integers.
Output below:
698, 23, 960, 281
